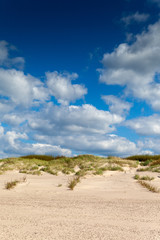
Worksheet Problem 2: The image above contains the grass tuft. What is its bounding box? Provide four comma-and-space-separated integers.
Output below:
138, 180, 159, 193
57, 184, 62, 187
5, 177, 26, 190
68, 176, 80, 190
134, 174, 154, 181
5, 180, 19, 189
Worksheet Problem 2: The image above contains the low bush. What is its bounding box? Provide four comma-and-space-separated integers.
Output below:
126, 155, 160, 162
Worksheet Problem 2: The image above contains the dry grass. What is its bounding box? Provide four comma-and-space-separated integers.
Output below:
68, 176, 80, 190
5, 180, 20, 189
138, 180, 160, 193
5, 176, 26, 190
134, 174, 154, 181
0, 155, 139, 177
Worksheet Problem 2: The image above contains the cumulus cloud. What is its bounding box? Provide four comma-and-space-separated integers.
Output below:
0, 129, 28, 154
0, 39, 151, 158
0, 100, 13, 114
102, 95, 132, 115
125, 114, 160, 136
0, 40, 24, 69
138, 138, 160, 155
0, 126, 71, 158
121, 12, 149, 25
23, 102, 139, 157
33, 133, 138, 157
3, 114, 26, 126
46, 71, 87, 105
31, 143, 71, 156
5, 131, 28, 149
0, 68, 49, 107
28, 103, 124, 136
99, 20, 160, 110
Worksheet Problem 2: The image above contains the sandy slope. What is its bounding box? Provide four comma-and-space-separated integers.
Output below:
0, 169, 160, 240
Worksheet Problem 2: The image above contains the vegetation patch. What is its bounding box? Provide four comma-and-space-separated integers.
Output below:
137, 180, 159, 193
126, 155, 160, 162
5, 177, 26, 190
134, 174, 154, 181
68, 176, 80, 190
0, 154, 139, 177
57, 184, 62, 187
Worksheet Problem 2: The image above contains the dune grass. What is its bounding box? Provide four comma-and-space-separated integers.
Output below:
134, 173, 159, 193
5, 180, 20, 189
0, 154, 139, 177
137, 180, 159, 193
5, 176, 26, 190
134, 174, 154, 181
126, 155, 160, 162
68, 176, 80, 190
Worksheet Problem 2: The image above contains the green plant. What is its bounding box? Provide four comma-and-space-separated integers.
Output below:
134, 174, 154, 181
141, 159, 153, 166
134, 174, 140, 180
126, 155, 160, 162
41, 167, 57, 175
94, 167, 108, 175
150, 159, 160, 166
107, 166, 123, 171
137, 167, 150, 172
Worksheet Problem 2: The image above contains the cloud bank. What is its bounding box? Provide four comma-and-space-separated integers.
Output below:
99, 20, 160, 110
2, 15, 160, 159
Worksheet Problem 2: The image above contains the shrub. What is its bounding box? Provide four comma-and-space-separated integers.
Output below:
126, 155, 160, 162
20, 155, 55, 161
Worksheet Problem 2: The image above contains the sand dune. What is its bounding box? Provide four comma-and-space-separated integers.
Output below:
0, 169, 160, 240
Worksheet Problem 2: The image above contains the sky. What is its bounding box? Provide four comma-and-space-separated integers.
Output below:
0, 0, 160, 158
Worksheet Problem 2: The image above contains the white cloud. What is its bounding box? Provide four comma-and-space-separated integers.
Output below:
0, 39, 153, 158
138, 138, 160, 154
46, 71, 87, 105
0, 68, 49, 107
3, 114, 26, 126
31, 143, 71, 156
5, 131, 28, 149
102, 95, 132, 115
24, 102, 139, 157
0, 100, 13, 114
34, 133, 138, 157
67, 134, 138, 157
0, 125, 4, 136
121, 12, 149, 25
0, 127, 71, 158
28, 103, 124, 135
125, 114, 160, 136
99, 20, 160, 110
0, 40, 24, 69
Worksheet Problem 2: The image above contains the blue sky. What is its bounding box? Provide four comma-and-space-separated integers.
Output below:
0, 0, 160, 158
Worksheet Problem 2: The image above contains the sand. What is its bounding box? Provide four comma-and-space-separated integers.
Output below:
0, 169, 160, 240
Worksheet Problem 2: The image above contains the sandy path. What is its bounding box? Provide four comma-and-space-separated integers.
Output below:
0, 170, 160, 240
